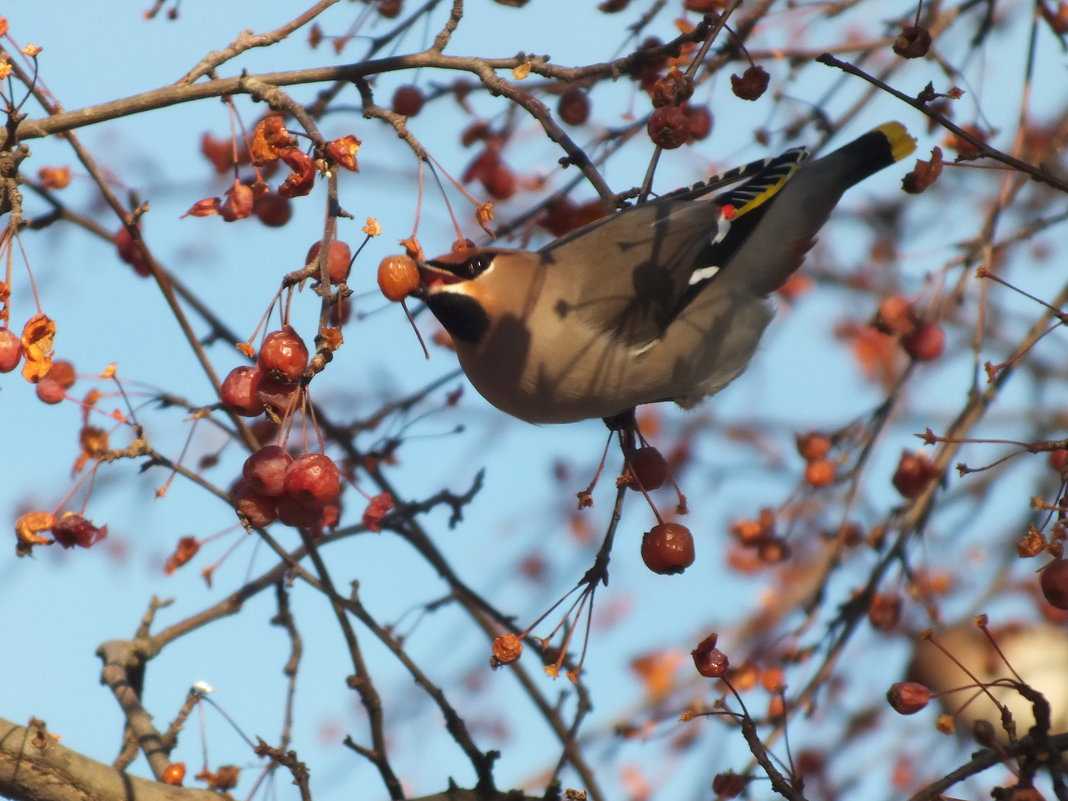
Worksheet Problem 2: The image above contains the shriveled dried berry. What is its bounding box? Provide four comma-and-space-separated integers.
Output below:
647, 106, 690, 149
893, 25, 932, 58
730, 65, 770, 101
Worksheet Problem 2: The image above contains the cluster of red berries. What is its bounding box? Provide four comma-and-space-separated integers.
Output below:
873, 295, 946, 362
0, 334, 79, 404
623, 40, 715, 150
221, 327, 309, 419
235, 446, 341, 530
618, 444, 697, 575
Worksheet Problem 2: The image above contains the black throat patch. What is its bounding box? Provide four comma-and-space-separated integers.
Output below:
426, 292, 491, 344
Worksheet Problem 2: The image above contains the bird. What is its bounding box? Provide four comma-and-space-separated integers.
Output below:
416, 122, 916, 424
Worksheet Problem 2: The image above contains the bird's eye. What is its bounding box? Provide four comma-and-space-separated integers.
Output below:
460, 253, 494, 279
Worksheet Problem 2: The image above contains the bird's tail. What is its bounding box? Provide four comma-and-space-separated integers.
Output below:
824, 121, 917, 188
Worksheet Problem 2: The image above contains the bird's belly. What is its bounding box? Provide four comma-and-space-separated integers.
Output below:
457, 329, 671, 424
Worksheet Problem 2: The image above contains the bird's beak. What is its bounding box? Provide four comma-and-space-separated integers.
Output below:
413, 258, 466, 298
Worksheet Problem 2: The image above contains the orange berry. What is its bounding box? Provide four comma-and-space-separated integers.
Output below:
162, 763, 186, 786
377, 254, 420, 301
795, 431, 831, 462
804, 459, 836, 488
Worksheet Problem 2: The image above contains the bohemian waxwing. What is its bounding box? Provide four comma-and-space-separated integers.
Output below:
418, 122, 916, 424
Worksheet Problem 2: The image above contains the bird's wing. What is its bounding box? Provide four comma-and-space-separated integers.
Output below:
539, 148, 808, 348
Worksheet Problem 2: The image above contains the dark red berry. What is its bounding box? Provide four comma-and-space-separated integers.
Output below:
647, 106, 690, 149
623, 446, 669, 491
243, 445, 294, 497
1040, 559, 1068, 610
692, 633, 729, 677
711, 771, 747, 798
233, 481, 278, 528
683, 103, 713, 141
276, 493, 327, 528
901, 320, 946, 361
253, 192, 293, 227
392, 85, 425, 117
257, 376, 300, 417
641, 522, 695, 574
886, 681, 932, 714
892, 451, 938, 499
558, 87, 591, 126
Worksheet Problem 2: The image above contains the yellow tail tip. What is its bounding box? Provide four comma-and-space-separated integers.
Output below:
875, 121, 917, 163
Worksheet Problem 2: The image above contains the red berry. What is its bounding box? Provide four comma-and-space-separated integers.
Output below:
253, 192, 292, 227
377, 255, 420, 301
647, 106, 690, 150
306, 240, 353, 284
45, 359, 76, 388
258, 327, 308, 383
221, 366, 264, 417
901, 320, 946, 361
641, 522, 695, 574
35, 360, 76, 404
114, 225, 151, 277
558, 87, 591, 126
0, 329, 21, 372
683, 103, 713, 141
482, 163, 517, 200
892, 450, 938, 499
711, 771, 747, 799
392, 84, 425, 117
886, 681, 931, 714
1049, 449, 1068, 472
1040, 559, 1068, 610
243, 445, 294, 497
623, 446, 669, 491
378, 0, 402, 18
276, 493, 327, 528
257, 376, 300, 417
692, 633, 729, 677
36, 376, 66, 404
284, 453, 340, 507
795, 431, 831, 462
233, 481, 278, 528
